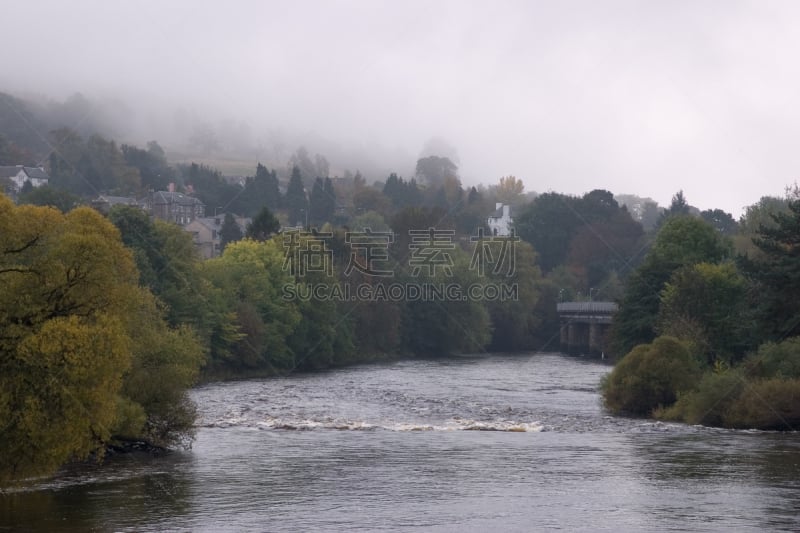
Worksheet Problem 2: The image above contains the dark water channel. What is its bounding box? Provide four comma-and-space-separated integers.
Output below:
2, 353, 799, 531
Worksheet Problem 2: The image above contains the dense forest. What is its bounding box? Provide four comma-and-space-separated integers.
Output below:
603, 190, 800, 430
2, 89, 799, 485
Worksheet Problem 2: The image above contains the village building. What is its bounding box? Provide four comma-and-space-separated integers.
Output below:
487, 202, 513, 236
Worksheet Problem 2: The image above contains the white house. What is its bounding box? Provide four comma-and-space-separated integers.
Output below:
0, 165, 49, 193
487, 202, 513, 236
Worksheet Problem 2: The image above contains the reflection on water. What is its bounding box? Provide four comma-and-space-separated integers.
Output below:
1, 451, 193, 532
2, 353, 799, 532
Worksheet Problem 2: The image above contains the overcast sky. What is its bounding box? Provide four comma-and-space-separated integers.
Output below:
3, 0, 800, 216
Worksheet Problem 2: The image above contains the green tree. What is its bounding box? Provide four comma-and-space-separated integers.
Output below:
109, 206, 207, 330
18, 185, 81, 213
285, 166, 307, 227
246, 207, 280, 241
745, 199, 800, 339
514, 192, 581, 272
256, 163, 281, 211
640, 201, 662, 231
700, 208, 738, 236
745, 337, 800, 380
734, 196, 788, 256
565, 203, 643, 290
351, 210, 390, 232
202, 239, 300, 373
219, 212, 243, 252
389, 206, 451, 259
658, 369, 745, 427
602, 336, 701, 416
657, 262, 751, 363
287, 296, 357, 370
0, 199, 135, 482
323, 177, 337, 221
353, 186, 391, 215
382, 173, 404, 207
657, 190, 691, 226
121, 141, 174, 191
662, 337, 800, 430
415, 155, 458, 186
180, 163, 243, 215
241, 163, 280, 215
288, 147, 319, 188
309, 177, 327, 226
725, 378, 800, 430
0, 93, 50, 158
48, 129, 142, 196
400, 248, 492, 356
611, 216, 731, 356
0, 133, 36, 166
485, 240, 542, 351
115, 289, 203, 448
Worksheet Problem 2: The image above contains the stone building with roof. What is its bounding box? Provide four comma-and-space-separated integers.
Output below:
91, 195, 142, 214
147, 191, 205, 224
184, 214, 250, 259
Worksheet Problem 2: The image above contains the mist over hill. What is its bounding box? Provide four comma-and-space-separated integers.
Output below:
0, 89, 417, 182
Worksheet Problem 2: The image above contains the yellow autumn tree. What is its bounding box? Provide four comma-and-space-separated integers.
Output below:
0, 197, 140, 482
0, 195, 202, 484
495, 175, 525, 205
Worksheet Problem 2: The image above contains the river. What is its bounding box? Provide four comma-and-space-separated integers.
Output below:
2, 353, 799, 532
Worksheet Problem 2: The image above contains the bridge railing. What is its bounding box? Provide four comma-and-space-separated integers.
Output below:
556, 301, 618, 314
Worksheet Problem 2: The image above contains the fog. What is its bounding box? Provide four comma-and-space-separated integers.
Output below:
4, 0, 800, 215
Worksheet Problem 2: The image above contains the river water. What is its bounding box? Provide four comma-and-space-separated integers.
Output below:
2, 353, 799, 532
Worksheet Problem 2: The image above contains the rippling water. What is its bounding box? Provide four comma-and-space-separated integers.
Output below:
2, 353, 799, 532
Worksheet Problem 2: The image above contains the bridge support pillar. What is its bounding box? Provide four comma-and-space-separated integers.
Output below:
566, 322, 590, 355
589, 322, 600, 355
567, 323, 576, 354
556, 301, 617, 358
588, 322, 611, 356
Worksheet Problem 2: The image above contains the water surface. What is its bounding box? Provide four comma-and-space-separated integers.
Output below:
2, 353, 798, 531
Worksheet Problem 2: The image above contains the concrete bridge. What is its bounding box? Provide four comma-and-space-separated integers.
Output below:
557, 301, 618, 357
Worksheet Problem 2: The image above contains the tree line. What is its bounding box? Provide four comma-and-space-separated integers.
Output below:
603, 190, 800, 430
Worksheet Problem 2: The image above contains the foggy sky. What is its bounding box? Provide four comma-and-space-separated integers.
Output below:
4, 0, 800, 216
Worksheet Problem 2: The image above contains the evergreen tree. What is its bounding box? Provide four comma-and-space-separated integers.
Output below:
323, 177, 336, 221
309, 177, 327, 227
249, 163, 281, 212
383, 173, 403, 207
746, 199, 800, 339
121, 141, 173, 191
468, 186, 481, 204
247, 207, 280, 241
219, 213, 243, 252
285, 166, 307, 227
657, 190, 691, 227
